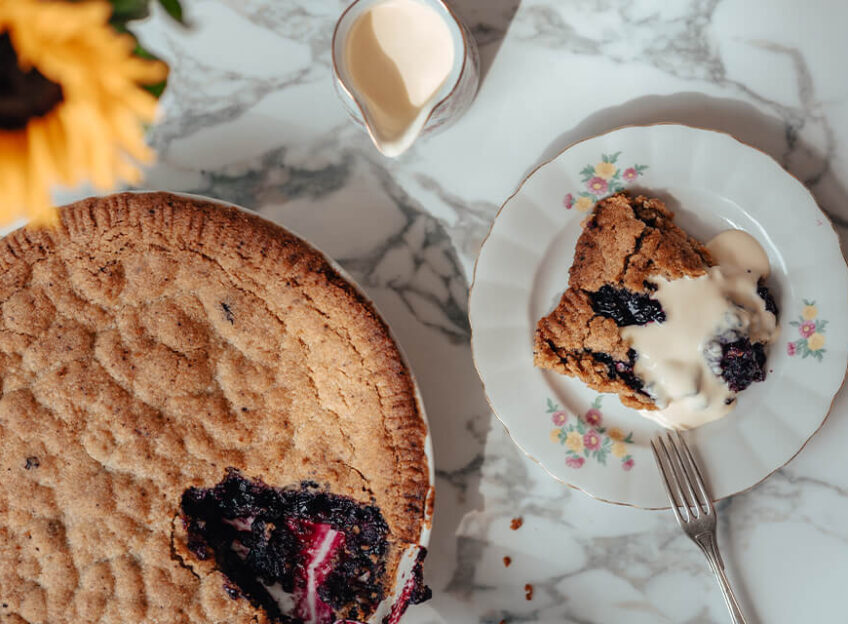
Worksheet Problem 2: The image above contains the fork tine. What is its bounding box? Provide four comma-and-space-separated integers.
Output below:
664, 432, 701, 518
651, 438, 688, 523
657, 435, 697, 519
675, 430, 714, 514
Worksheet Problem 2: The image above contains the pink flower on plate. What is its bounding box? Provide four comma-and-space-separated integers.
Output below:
622, 458, 635, 471
586, 176, 608, 196
566, 456, 585, 469
787, 342, 797, 356
799, 321, 816, 338
551, 410, 568, 426
564, 193, 574, 209
622, 167, 638, 181
584, 408, 602, 427
583, 430, 601, 451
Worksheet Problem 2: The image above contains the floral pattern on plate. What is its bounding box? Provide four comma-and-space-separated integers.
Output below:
563, 151, 648, 212
788, 299, 828, 360
548, 396, 635, 470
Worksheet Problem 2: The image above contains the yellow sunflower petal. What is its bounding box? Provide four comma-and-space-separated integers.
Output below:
0, 0, 165, 225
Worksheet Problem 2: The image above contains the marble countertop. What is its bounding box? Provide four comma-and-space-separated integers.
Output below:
124, 1, 848, 622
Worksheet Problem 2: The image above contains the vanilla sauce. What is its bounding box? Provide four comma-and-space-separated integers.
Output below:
344, 0, 455, 156
622, 230, 779, 429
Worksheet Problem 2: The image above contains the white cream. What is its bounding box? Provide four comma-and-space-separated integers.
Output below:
622, 230, 779, 429
344, 0, 454, 156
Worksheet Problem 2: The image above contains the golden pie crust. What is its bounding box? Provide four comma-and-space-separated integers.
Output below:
0, 192, 429, 623
534, 193, 713, 409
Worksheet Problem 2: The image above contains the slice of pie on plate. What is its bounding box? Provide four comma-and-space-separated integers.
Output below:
534, 192, 778, 428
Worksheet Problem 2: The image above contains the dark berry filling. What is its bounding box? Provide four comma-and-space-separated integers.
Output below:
717, 338, 767, 392
757, 282, 779, 315
382, 548, 431, 624
181, 469, 398, 624
588, 285, 666, 326
592, 349, 647, 395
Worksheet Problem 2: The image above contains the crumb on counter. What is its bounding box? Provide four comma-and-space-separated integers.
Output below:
510, 517, 523, 530
503, 556, 512, 567
524, 583, 533, 600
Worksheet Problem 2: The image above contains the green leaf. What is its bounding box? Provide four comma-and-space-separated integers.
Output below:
158, 0, 185, 23
108, 0, 150, 31
601, 154, 609, 163
597, 452, 607, 466
789, 320, 799, 326
132, 41, 168, 97
546, 398, 556, 412
143, 81, 166, 98
592, 396, 602, 409
608, 151, 621, 163
635, 164, 648, 172
584, 449, 590, 458
576, 421, 585, 435
817, 319, 828, 332
624, 433, 633, 443
804, 299, 815, 306
623, 455, 632, 462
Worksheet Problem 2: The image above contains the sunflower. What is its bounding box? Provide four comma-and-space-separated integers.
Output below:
0, 0, 168, 225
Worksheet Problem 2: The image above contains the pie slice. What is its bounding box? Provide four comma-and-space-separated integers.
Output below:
534, 192, 777, 416
0, 192, 431, 623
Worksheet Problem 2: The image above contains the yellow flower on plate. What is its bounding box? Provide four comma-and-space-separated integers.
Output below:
802, 305, 818, 320
612, 441, 628, 458
565, 430, 584, 454
607, 427, 625, 441
808, 332, 825, 351
0, 0, 168, 225
594, 161, 617, 180
575, 196, 594, 212
550, 428, 562, 443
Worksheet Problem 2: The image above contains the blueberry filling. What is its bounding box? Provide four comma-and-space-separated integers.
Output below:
716, 338, 767, 392
592, 349, 647, 395
181, 469, 402, 624
757, 282, 779, 315
588, 285, 666, 326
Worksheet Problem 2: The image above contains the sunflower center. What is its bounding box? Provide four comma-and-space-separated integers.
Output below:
0, 33, 64, 131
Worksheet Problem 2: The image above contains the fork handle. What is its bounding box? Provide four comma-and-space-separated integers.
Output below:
694, 532, 747, 624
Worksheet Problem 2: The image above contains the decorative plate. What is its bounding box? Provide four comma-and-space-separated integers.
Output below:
469, 124, 848, 508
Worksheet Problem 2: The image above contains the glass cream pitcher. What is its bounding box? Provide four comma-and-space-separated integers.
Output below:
332, 0, 479, 157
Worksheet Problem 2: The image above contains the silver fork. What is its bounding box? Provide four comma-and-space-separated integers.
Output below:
651, 432, 748, 624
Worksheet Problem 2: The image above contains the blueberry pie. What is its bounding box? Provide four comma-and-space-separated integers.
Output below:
534, 192, 779, 428
0, 192, 431, 623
